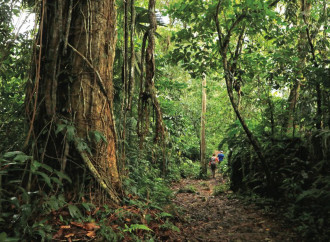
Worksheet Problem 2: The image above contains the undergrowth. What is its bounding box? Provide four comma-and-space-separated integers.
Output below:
213, 182, 230, 196
0, 148, 182, 241
225, 128, 330, 240
178, 159, 201, 179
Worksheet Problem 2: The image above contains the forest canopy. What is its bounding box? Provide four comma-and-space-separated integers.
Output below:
0, 0, 329, 240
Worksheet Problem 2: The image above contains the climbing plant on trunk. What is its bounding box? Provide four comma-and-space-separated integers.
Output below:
25, 0, 120, 203
136, 0, 167, 174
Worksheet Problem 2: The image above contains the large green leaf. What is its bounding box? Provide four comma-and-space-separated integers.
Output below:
68, 204, 83, 219
34, 171, 53, 189
54, 170, 72, 183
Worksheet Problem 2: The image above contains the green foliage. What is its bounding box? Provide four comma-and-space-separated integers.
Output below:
124, 224, 153, 233
123, 154, 174, 205
1, 0, 329, 240
42, 194, 66, 213
178, 184, 196, 194
226, 129, 330, 239
179, 160, 200, 179
159, 219, 180, 233
0, 1, 32, 153
68, 204, 83, 220
199, 181, 209, 188
98, 223, 120, 242
93, 197, 179, 241
55, 121, 76, 142
213, 182, 230, 196
157, 212, 173, 219
218, 160, 229, 174
88, 130, 108, 144
0, 151, 75, 240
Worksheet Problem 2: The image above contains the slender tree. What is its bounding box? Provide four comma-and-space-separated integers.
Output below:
128, 0, 136, 111
137, 0, 166, 144
214, 0, 280, 191
283, 0, 311, 134
200, 74, 207, 177
119, 0, 130, 172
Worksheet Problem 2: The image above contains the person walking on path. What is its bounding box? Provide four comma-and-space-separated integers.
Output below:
217, 151, 225, 173
209, 154, 218, 178
217, 151, 224, 163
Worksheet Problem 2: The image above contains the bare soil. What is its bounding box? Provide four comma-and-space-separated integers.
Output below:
169, 173, 299, 242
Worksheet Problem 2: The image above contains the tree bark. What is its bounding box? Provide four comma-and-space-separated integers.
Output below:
137, 32, 149, 149
200, 75, 207, 177
119, 0, 130, 173
146, 0, 167, 175
128, 0, 136, 111
26, 0, 120, 203
222, 62, 272, 188
146, 0, 165, 144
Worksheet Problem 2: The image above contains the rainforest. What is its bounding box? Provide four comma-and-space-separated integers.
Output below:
0, 0, 329, 241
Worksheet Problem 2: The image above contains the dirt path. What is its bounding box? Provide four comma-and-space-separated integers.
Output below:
170, 173, 299, 242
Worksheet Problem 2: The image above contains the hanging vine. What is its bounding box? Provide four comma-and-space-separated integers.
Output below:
24, 0, 120, 204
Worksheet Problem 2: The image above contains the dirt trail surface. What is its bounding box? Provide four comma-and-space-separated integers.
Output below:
170, 173, 299, 242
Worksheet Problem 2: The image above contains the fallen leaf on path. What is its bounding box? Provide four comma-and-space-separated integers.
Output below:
60, 225, 71, 229
84, 222, 100, 231
71, 221, 84, 228
52, 229, 64, 239
86, 231, 96, 238
64, 233, 75, 238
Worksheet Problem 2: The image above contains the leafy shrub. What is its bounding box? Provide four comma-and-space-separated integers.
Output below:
218, 160, 229, 174
0, 151, 75, 241
166, 161, 182, 181
178, 185, 196, 194
124, 156, 174, 206
179, 160, 200, 179
224, 128, 330, 240
159, 219, 180, 233
213, 183, 230, 196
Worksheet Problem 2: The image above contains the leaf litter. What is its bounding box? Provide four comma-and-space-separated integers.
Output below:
169, 173, 300, 241
49, 173, 299, 241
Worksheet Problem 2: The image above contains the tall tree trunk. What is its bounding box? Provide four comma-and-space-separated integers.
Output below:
136, 0, 166, 172
137, 32, 148, 149
301, 0, 323, 129
222, 59, 272, 188
326, 91, 330, 129
128, 0, 136, 111
321, 0, 329, 128
315, 83, 322, 129
266, 88, 275, 142
146, 0, 166, 174
26, 0, 120, 203
146, 0, 165, 144
120, 0, 129, 171
125, 0, 135, 169
200, 75, 207, 177
283, 0, 311, 134
284, 81, 300, 134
